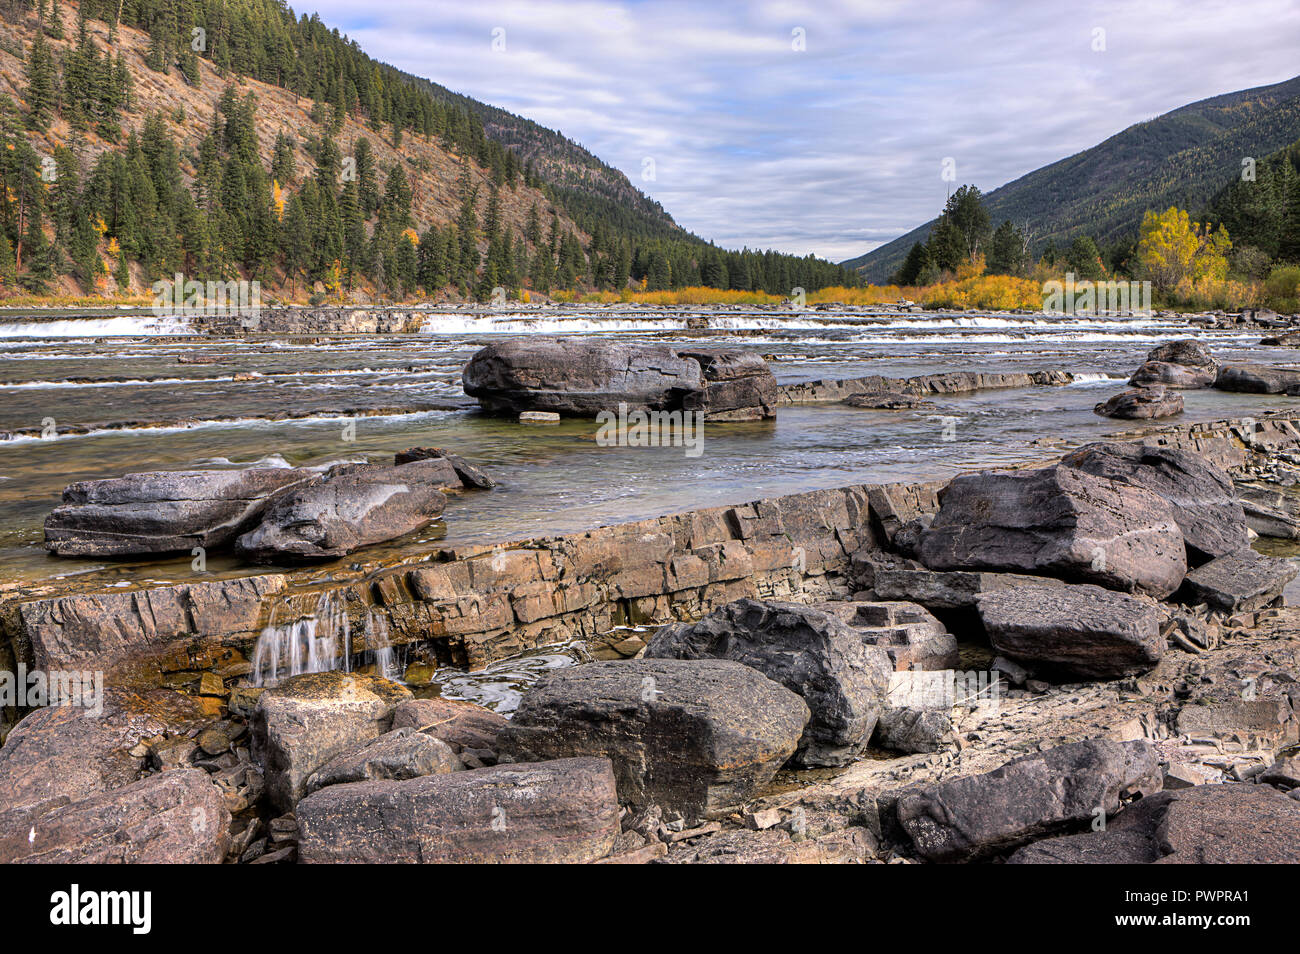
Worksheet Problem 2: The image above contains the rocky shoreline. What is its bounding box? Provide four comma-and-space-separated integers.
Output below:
3, 338, 1300, 864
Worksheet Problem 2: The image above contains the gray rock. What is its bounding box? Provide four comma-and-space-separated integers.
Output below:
251, 671, 413, 811
813, 599, 958, 671
393, 446, 496, 488
44, 467, 317, 557
1129, 361, 1216, 389
498, 659, 809, 823
1094, 385, 1183, 419
1060, 442, 1249, 564
1009, 783, 1300, 863
0, 769, 229, 863
895, 739, 1162, 861
297, 758, 620, 863
463, 338, 703, 415
305, 728, 463, 794
677, 349, 778, 421
1214, 364, 1300, 394
867, 563, 1045, 610
1179, 549, 1298, 612
234, 460, 452, 563
1261, 756, 1300, 790
976, 579, 1164, 680
874, 707, 954, 754
918, 464, 1188, 598
389, 697, 507, 751
646, 599, 892, 766
845, 391, 933, 409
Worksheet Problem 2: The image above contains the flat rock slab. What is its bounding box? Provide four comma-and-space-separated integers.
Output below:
1061, 442, 1249, 563
305, 727, 463, 794
498, 658, 809, 823
252, 671, 413, 811
977, 580, 1163, 680
865, 562, 1045, 610
895, 739, 1162, 861
1094, 385, 1183, 419
44, 467, 317, 557
1009, 783, 1300, 863
918, 464, 1187, 598
646, 599, 892, 766
1214, 364, 1300, 394
296, 757, 619, 863
0, 769, 229, 863
235, 460, 452, 563
1179, 549, 1298, 612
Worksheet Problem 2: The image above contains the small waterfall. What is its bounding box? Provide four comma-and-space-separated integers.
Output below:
365, 610, 403, 681
251, 591, 352, 686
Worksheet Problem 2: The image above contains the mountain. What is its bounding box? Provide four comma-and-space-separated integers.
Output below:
842, 74, 1300, 283
0, 0, 852, 301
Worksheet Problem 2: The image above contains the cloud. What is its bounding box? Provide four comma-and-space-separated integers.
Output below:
307, 0, 1300, 261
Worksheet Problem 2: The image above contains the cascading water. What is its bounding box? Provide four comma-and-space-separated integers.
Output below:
364, 610, 403, 681
250, 591, 352, 686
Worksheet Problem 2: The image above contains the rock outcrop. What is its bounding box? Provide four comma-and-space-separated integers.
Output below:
44, 467, 317, 557
677, 349, 779, 421
498, 659, 809, 822
645, 599, 893, 766
917, 464, 1188, 598
1178, 549, 1298, 612
296, 758, 620, 863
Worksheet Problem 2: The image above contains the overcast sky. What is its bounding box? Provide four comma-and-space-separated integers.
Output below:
309, 0, 1300, 262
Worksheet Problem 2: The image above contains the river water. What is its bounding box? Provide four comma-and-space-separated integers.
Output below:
2, 306, 1299, 592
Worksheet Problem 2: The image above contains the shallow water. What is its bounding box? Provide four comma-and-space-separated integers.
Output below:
3, 307, 1299, 589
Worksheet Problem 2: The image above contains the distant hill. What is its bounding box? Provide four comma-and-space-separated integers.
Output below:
842, 74, 1300, 283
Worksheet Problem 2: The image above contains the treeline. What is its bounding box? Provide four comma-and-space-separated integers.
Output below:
2, 0, 856, 300
1206, 140, 1300, 276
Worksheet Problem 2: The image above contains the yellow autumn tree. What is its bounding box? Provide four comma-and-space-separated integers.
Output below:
1136, 207, 1231, 296
272, 180, 285, 221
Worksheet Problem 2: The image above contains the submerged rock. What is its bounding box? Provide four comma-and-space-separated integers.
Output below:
1008, 783, 1300, 864
646, 599, 892, 766
1093, 385, 1183, 419
917, 464, 1187, 598
498, 659, 809, 823
393, 446, 497, 488
296, 757, 620, 863
895, 739, 1162, 861
844, 391, 932, 409
0, 769, 230, 864
1060, 442, 1249, 564
234, 460, 453, 563
44, 467, 317, 557
1178, 549, 1298, 612
976, 579, 1164, 680
252, 671, 413, 811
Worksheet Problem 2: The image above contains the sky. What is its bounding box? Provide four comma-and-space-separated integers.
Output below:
308, 0, 1300, 262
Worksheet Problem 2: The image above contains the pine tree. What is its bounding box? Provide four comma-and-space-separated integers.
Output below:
24, 31, 56, 130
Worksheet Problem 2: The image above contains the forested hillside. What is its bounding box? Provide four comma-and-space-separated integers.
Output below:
0, 0, 854, 301
845, 74, 1300, 283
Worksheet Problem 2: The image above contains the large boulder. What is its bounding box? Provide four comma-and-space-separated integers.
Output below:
0, 769, 229, 864
917, 464, 1187, 598
497, 659, 809, 823
1009, 783, 1300, 864
44, 467, 317, 557
645, 599, 892, 766
234, 460, 453, 563
812, 600, 959, 671
1129, 339, 1217, 389
1061, 442, 1249, 564
1178, 549, 1298, 612
463, 339, 703, 415
1214, 364, 1300, 394
251, 671, 413, 811
304, 728, 463, 794
677, 349, 778, 421
895, 739, 1162, 861
976, 579, 1164, 680
1093, 385, 1183, 419
296, 757, 619, 863
390, 697, 507, 753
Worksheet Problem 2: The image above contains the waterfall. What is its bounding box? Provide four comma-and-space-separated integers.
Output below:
365, 610, 403, 681
250, 591, 352, 686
